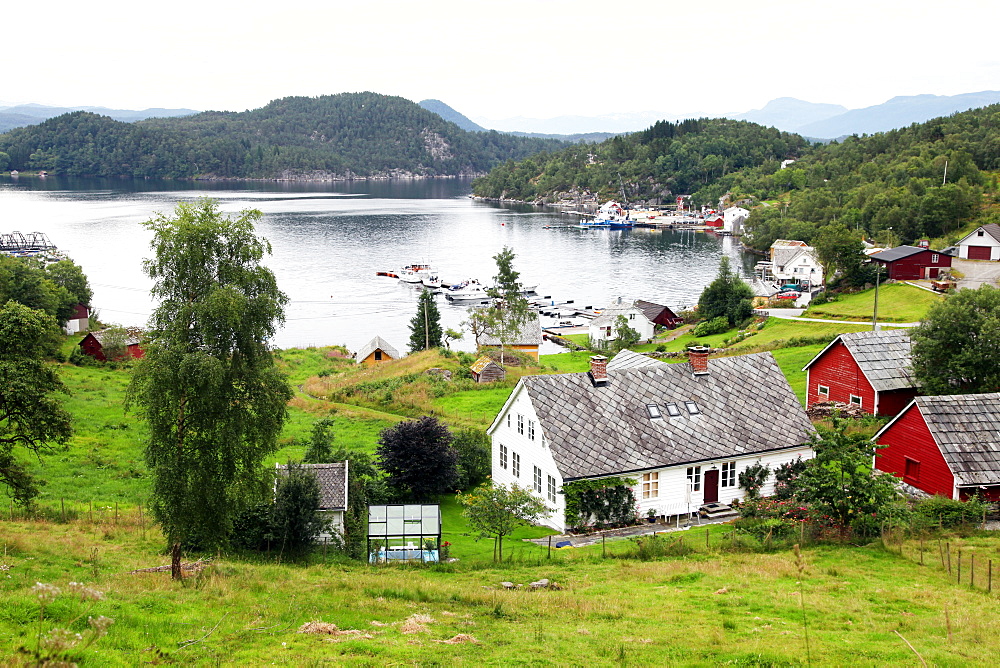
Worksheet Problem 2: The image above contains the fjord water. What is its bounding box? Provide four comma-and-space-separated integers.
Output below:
0, 176, 749, 353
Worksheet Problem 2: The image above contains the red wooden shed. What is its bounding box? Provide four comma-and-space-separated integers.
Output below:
868, 245, 952, 280
802, 330, 918, 416
874, 393, 1000, 501
79, 329, 145, 362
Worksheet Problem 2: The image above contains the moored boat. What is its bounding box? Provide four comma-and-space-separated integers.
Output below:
444, 279, 488, 302
397, 263, 434, 284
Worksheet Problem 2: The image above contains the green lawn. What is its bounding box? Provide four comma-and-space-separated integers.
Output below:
768, 344, 826, 405
805, 283, 941, 322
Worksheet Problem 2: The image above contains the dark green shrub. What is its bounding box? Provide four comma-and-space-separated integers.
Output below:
912, 495, 987, 529
692, 316, 730, 337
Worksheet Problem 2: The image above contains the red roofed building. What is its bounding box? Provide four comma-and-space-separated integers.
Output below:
79, 328, 145, 362
869, 245, 952, 280
802, 330, 918, 416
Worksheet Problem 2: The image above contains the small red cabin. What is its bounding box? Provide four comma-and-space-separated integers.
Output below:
874, 393, 1000, 501
869, 246, 952, 280
802, 330, 918, 416
79, 329, 145, 362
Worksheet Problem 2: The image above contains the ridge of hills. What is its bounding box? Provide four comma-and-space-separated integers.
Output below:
0, 93, 566, 179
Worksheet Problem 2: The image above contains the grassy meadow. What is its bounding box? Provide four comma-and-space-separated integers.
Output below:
804, 283, 942, 323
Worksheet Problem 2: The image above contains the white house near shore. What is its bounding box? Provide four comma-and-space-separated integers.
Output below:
487, 349, 815, 532
723, 206, 749, 235
588, 299, 655, 347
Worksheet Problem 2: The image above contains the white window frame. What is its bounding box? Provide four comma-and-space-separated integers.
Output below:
517, 414, 524, 435
512, 451, 520, 478
642, 472, 659, 499
686, 466, 701, 491
499, 443, 508, 469
931, 253, 940, 263
849, 394, 863, 407
665, 403, 681, 417
818, 384, 830, 396
528, 420, 535, 440
507, 413, 511, 429
721, 461, 736, 488
547, 475, 557, 503
533, 466, 542, 493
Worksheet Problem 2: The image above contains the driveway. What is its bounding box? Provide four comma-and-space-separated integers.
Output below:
954, 258, 1000, 290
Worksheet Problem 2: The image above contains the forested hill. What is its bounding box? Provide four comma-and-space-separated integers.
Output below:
470, 118, 810, 204
716, 104, 1000, 250
0, 93, 566, 179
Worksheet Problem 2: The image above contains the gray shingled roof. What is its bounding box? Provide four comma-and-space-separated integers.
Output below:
634, 300, 676, 323
804, 330, 917, 393
356, 335, 400, 363
913, 394, 1000, 486
522, 352, 814, 480
91, 328, 142, 346
607, 349, 669, 371
591, 305, 650, 329
276, 462, 348, 510
477, 313, 542, 347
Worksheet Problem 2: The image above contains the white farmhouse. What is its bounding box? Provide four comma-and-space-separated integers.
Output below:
487, 349, 815, 532
588, 299, 655, 347
767, 239, 824, 287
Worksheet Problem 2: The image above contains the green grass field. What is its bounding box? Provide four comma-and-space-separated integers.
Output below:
805, 283, 942, 322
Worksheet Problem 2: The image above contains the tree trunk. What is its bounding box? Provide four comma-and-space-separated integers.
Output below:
171, 541, 183, 580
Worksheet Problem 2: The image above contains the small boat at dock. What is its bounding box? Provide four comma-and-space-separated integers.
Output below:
397, 263, 434, 284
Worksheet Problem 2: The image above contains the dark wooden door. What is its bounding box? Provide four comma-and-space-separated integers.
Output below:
703, 469, 719, 503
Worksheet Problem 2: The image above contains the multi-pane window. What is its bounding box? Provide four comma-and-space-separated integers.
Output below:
721, 461, 736, 488
665, 403, 681, 417
642, 472, 659, 499
528, 420, 535, 440
547, 475, 557, 503
533, 466, 542, 493
512, 452, 521, 478
499, 444, 508, 469
686, 466, 701, 491
517, 414, 524, 435
931, 254, 940, 263
507, 413, 511, 429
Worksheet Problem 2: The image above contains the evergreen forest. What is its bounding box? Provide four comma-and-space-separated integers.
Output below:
472, 106, 1000, 251
0, 93, 566, 180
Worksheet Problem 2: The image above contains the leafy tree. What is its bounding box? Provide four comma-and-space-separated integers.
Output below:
442, 327, 463, 350
271, 462, 328, 554
376, 416, 458, 501
303, 415, 336, 463
0, 256, 78, 326
697, 256, 754, 326
44, 260, 93, 308
910, 285, 1000, 394
458, 481, 550, 562
480, 246, 532, 365
408, 289, 442, 352
813, 222, 867, 287
610, 314, 641, 353
0, 301, 72, 506
126, 199, 292, 579
97, 325, 131, 363
452, 427, 491, 491
795, 418, 897, 535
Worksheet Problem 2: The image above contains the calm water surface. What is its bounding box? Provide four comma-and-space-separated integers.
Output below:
0, 176, 752, 354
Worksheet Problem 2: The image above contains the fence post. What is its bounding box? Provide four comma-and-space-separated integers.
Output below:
548, 535, 552, 559
990, 560, 993, 593
958, 550, 962, 584
706, 528, 710, 549
920, 538, 924, 566
602, 533, 606, 559
947, 543, 952, 575
89, 500, 93, 524
971, 555, 976, 588
114, 502, 118, 527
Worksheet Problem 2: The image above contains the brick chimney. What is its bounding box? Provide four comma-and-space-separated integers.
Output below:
589, 355, 608, 386
687, 346, 710, 375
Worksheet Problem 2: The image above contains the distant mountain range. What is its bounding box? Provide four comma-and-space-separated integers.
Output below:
418, 100, 615, 143
0, 103, 198, 133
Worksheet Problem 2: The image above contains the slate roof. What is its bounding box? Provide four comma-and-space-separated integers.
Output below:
804, 330, 916, 393
520, 352, 814, 480
909, 394, 1000, 486
607, 349, 668, 371
869, 245, 934, 263
477, 313, 542, 347
634, 300, 677, 323
90, 328, 142, 346
356, 335, 400, 363
276, 462, 348, 510
959, 223, 1000, 245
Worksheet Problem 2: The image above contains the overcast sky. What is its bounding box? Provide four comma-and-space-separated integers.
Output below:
6, 0, 999, 124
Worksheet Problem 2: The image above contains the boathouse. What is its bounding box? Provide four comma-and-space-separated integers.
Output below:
356, 336, 400, 366
868, 245, 953, 280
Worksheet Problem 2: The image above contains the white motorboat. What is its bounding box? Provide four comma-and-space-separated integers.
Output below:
421, 274, 443, 289
397, 263, 433, 284
443, 279, 490, 302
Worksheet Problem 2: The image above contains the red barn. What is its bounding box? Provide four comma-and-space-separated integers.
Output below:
79, 329, 145, 362
635, 300, 683, 329
868, 245, 953, 280
874, 393, 1000, 501
802, 330, 918, 416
